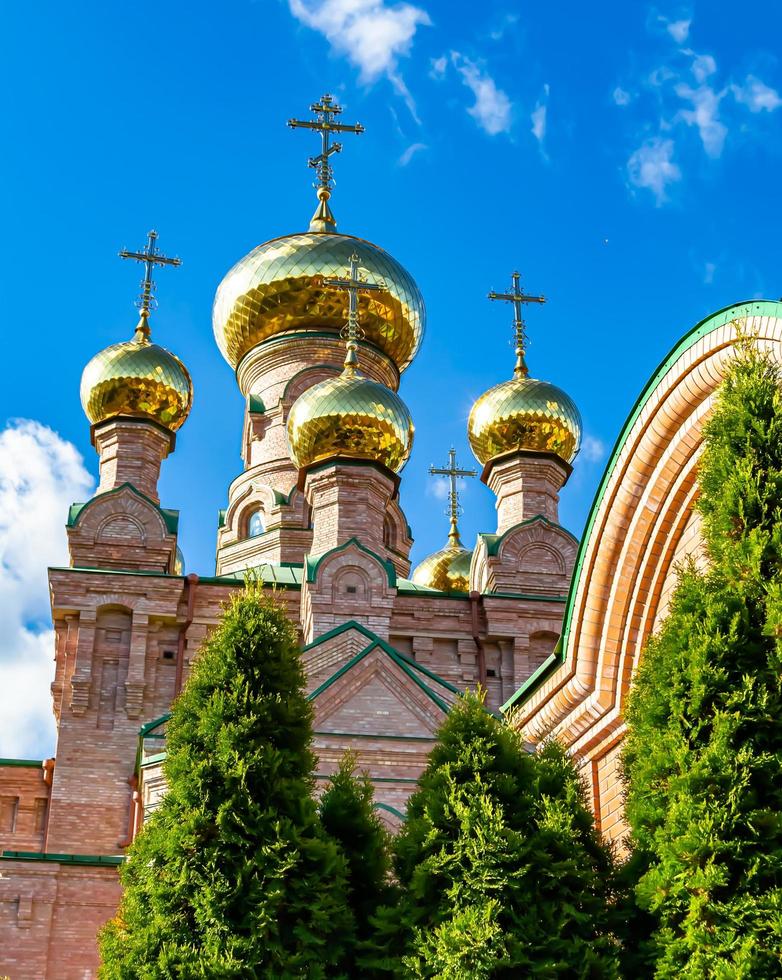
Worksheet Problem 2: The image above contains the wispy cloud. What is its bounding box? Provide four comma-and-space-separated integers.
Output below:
703, 261, 716, 284
451, 52, 513, 135
731, 75, 782, 112
531, 84, 549, 146
488, 12, 519, 42
627, 137, 681, 204
613, 86, 633, 106
399, 141, 427, 165
618, 17, 781, 203
288, 0, 431, 116
0, 420, 94, 757
581, 435, 607, 464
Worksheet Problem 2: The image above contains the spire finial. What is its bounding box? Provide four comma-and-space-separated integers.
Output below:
488, 271, 546, 378
288, 94, 365, 233
119, 230, 182, 341
429, 448, 477, 548
323, 253, 383, 374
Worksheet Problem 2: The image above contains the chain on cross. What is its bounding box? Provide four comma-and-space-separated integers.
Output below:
119, 230, 182, 337
488, 271, 545, 378
322, 253, 382, 372
429, 448, 476, 547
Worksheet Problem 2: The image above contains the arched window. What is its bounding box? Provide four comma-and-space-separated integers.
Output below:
247, 509, 265, 538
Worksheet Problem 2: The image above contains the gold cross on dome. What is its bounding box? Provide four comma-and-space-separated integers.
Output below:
119, 230, 182, 326
488, 271, 545, 378
288, 94, 365, 193
288, 94, 365, 231
323, 253, 382, 371
429, 448, 477, 547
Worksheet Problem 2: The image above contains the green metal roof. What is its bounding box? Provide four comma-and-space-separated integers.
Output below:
1, 851, 124, 866
0, 758, 43, 768
501, 298, 782, 714
305, 620, 460, 713
67, 483, 179, 535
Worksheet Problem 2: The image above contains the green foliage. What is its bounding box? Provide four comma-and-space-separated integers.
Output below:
381, 692, 620, 979
623, 345, 782, 977
319, 752, 393, 976
99, 587, 353, 979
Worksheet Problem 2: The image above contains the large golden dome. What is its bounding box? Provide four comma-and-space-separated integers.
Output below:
213, 232, 425, 372
81, 315, 192, 431
468, 376, 582, 467
411, 543, 473, 592
287, 369, 413, 472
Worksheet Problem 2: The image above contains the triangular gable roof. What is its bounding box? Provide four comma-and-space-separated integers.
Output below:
305, 620, 461, 713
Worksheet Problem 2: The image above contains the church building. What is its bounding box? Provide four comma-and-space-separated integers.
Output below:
1, 93, 776, 978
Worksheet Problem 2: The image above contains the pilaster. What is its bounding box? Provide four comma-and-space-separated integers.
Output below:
484, 451, 570, 532
93, 418, 174, 503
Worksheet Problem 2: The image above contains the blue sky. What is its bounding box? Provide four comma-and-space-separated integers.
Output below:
1, 3, 782, 754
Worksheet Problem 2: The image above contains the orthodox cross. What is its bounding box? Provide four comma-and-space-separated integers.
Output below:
488, 271, 545, 378
429, 448, 476, 547
288, 94, 364, 195
119, 230, 182, 339
323, 253, 382, 371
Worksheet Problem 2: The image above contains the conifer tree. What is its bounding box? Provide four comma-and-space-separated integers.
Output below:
99, 587, 353, 979
319, 752, 393, 976
623, 343, 782, 977
380, 692, 620, 978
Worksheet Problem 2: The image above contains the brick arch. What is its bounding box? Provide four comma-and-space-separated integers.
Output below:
505, 302, 782, 840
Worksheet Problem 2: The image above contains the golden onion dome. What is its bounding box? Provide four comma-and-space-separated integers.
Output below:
212, 232, 425, 373
287, 368, 414, 473
80, 313, 193, 432
468, 375, 582, 467
411, 542, 473, 593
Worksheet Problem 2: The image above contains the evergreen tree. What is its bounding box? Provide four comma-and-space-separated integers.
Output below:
319, 752, 393, 976
380, 692, 620, 979
99, 586, 353, 979
623, 343, 782, 977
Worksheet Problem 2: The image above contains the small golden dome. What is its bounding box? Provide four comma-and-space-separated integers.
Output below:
80, 314, 193, 431
468, 375, 582, 467
411, 542, 473, 592
213, 232, 425, 373
287, 370, 413, 472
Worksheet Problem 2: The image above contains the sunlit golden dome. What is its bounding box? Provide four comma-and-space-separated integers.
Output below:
80, 312, 193, 432
287, 366, 413, 472
212, 232, 425, 373
411, 541, 473, 592
469, 375, 581, 467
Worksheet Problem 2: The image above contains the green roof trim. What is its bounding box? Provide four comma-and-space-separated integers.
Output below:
501, 298, 782, 715
248, 394, 266, 414
139, 713, 172, 737
67, 483, 179, 535
140, 752, 167, 767
0, 758, 43, 768
374, 802, 406, 819
396, 579, 470, 599
217, 508, 227, 529
304, 620, 459, 713
49, 565, 185, 581
479, 514, 578, 558
206, 563, 304, 590
1, 851, 124, 867
305, 538, 397, 587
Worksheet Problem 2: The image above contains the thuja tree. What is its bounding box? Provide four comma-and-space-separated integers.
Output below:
623, 343, 782, 977
99, 587, 353, 978
319, 752, 393, 977
378, 692, 620, 979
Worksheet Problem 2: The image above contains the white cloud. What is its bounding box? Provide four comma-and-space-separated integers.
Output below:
428, 477, 449, 500
0, 420, 94, 758
690, 52, 717, 83
627, 137, 681, 203
731, 75, 782, 113
399, 141, 427, 165
531, 84, 549, 144
674, 82, 727, 157
665, 17, 691, 43
703, 261, 716, 284
430, 54, 447, 79
488, 12, 519, 42
451, 52, 512, 135
581, 435, 607, 464
613, 86, 633, 106
288, 0, 430, 115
